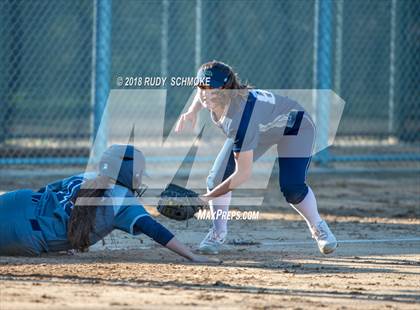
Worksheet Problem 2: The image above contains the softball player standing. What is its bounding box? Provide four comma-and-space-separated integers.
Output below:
176, 60, 337, 255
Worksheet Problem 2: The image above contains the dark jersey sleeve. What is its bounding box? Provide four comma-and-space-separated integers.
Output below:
133, 216, 174, 246
109, 186, 174, 246
114, 204, 151, 235
110, 186, 152, 235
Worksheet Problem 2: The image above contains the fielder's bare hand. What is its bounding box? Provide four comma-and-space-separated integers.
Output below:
175, 110, 198, 133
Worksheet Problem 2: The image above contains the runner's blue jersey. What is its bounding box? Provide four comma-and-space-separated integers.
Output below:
33, 173, 150, 251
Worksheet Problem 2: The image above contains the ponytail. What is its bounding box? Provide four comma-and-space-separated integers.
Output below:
67, 175, 110, 252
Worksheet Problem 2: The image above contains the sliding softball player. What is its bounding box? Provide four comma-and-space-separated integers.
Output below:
176, 60, 337, 255
0, 144, 217, 263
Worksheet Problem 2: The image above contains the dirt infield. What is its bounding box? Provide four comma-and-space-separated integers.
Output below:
0, 169, 419, 309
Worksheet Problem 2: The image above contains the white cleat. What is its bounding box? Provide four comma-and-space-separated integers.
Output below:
198, 228, 226, 255
311, 220, 338, 255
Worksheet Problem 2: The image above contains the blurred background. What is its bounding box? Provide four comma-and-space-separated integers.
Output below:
0, 0, 419, 169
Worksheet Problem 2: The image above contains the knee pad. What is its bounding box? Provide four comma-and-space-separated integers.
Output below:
281, 184, 308, 204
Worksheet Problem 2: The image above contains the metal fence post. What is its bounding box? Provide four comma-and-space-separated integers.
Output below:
334, 0, 343, 96
195, 0, 209, 133
92, 0, 112, 162
315, 0, 333, 164
195, 0, 202, 72
161, 0, 169, 78
388, 0, 397, 136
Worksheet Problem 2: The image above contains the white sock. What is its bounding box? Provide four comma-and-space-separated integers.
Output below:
209, 191, 231, 235
290, 186, 322, 229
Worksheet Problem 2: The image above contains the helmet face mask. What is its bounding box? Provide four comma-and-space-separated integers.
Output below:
132, 171, 148, 197
134, 183, 148, 197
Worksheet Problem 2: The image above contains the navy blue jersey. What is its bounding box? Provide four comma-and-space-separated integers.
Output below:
34, 174, 85, 216
33, 173, 151, 252
0, 173, 173, 256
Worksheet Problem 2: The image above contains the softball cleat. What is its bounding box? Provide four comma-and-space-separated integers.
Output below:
311, 220, 337, 255
198, 228, 226, 255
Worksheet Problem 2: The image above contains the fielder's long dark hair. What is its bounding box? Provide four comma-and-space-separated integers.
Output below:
67, 175, 111, 252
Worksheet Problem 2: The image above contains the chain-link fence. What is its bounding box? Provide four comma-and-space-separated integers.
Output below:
0, 0, 93, 163
0, 0, 419, 166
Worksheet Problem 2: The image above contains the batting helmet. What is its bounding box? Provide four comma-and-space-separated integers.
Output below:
99, 144, 148, 196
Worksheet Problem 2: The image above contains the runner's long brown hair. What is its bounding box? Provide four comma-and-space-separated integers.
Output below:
67, 175, 111, 252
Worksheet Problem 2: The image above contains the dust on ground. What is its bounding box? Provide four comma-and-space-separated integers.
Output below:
0, 168, 419, 309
